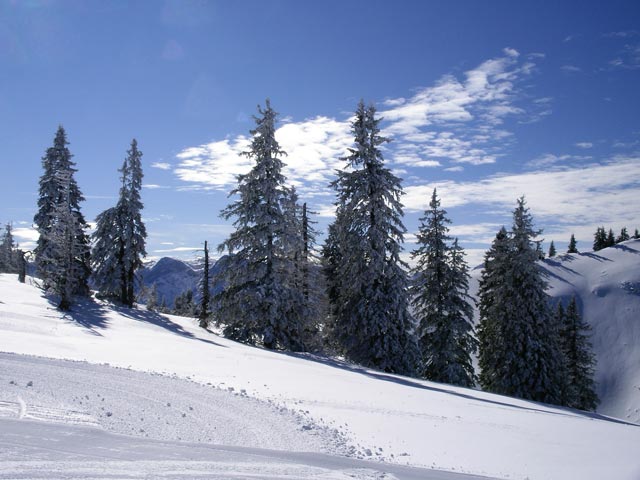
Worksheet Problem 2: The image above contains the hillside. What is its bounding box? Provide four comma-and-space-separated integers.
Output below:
1, 272, 639, 479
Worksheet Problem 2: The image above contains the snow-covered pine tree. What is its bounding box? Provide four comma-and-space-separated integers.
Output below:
548, 240, 557, 258
558, 296, 599, 411
173, 289, 195, 317
41, 168, 91, 310
616, 227, 630, 243
0, 223, 17, 273
606, 228, 616, 248
34, 126, 91, 292
477, 197, 565, 404
214, 100, 304, 351
593, 227, 607, 251
198, 240, 211, 328
477, 227, 512, 392
568, 234, 578, 254
409, 188, 476, 386
92, 139, 146, 306
325, 100, 417, 375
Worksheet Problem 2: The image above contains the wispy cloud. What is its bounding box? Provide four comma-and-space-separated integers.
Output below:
143, 184, 171, 189
575, 142, 593, 149
381, 48, 545, 167
404, 155, 640, 228
526, 153, 591, 169
603, 30, 640, 39
151, 162, 172, 170
609, 43, 640, 69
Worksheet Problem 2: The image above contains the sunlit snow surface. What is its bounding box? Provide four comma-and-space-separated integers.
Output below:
1, 241, 640, 480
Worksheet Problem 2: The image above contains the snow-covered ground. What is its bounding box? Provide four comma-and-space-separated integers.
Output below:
1, 241, 640, 480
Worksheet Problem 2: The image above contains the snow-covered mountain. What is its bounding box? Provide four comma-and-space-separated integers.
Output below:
138, 257, 200, 307
1, 262, 640, 479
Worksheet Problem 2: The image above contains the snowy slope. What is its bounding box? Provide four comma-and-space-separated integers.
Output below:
1, 274, 640, 480
540, 239, 640, 423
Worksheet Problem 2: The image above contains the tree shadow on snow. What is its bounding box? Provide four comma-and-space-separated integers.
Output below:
283, 351, 637, 427
581, 252, 613, 263
612, 243, 640, 255
111, 306, 227, 348
57, 297, 111, 336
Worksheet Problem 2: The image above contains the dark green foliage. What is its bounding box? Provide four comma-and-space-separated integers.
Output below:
568, 234, 578, 254
198, 241, 211, 328
606, 229, 616, 248
0, 223, 18, 273
593, 227, 607, 251
92, 139, 147, 307
616, 227, 630, 244
557, 297, 599, 411
410, 189, 477, 387
548, 240, 556, 258
173, 289, 195, 317
323, 100, 417, 375
477, 198, 565, 405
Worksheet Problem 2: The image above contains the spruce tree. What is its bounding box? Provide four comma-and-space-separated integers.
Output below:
568, 234, 578, 254
616, 227, 630, 244
34, 126, 90, 293
410, 189, 476, 386
593, 227, 606, 251
477, 198, 565, 404
41, 168, 91, 309
548, 240, 556, 258
214, 100, 305, 350
558, 297, 599, 411
634, 228, 640, 239
324, 100, 417, 374
92, 139, 146, 306
198, 240, 211, 328
0, 223, 17, 273
606, 229, 616, 248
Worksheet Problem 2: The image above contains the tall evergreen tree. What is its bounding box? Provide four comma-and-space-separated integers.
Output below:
213, 100, 305, 350
477, 198, 565, 404
568, 234, 578, 254
616, 227, 630, 244
410, 189, 476, 386
593, 227, 607, 251
34, 126, 90, 293
634, 228, 640, 239
606, 228, 616, 248
558, 297, 599, 411
41, 168, 91, 309
92, 139, 146, 306
198, 240, 211, 328
548, 240, 557, 258
324, 100, 417, 374
0, 223, 17, 273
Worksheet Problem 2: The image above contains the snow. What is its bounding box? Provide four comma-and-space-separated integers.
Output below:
1, 254, 640, 479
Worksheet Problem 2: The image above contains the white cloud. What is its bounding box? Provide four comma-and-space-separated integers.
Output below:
153, 246, 202, 253
404, 156, 640, 228
575, 142, 593, 149
151, 162, 172, 170
143, 184, 170, 189
12, 226, 39, 242
526, 153, 591, 168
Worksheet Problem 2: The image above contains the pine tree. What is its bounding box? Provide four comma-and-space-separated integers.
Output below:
548, 240, 557, 258
606, 228, 616, 248
616, 227, 630, 244
34, 126, 90, 293
41, 168, 91, 309
477, 198, 565, 404
593, 227, 607, 251
634, 228, 640, 239
92, 139, 146, 306
324, 100, 417, 375
0, 223, 17, 273
173, 289, 195, 316
214, 100, 305, 351
558, 297, 599, 411
410, 189, 476, 386
568, 234, 578, 254
198, 240, 211, 328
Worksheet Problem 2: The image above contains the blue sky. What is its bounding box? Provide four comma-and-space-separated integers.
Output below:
1, 0, 639, 266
